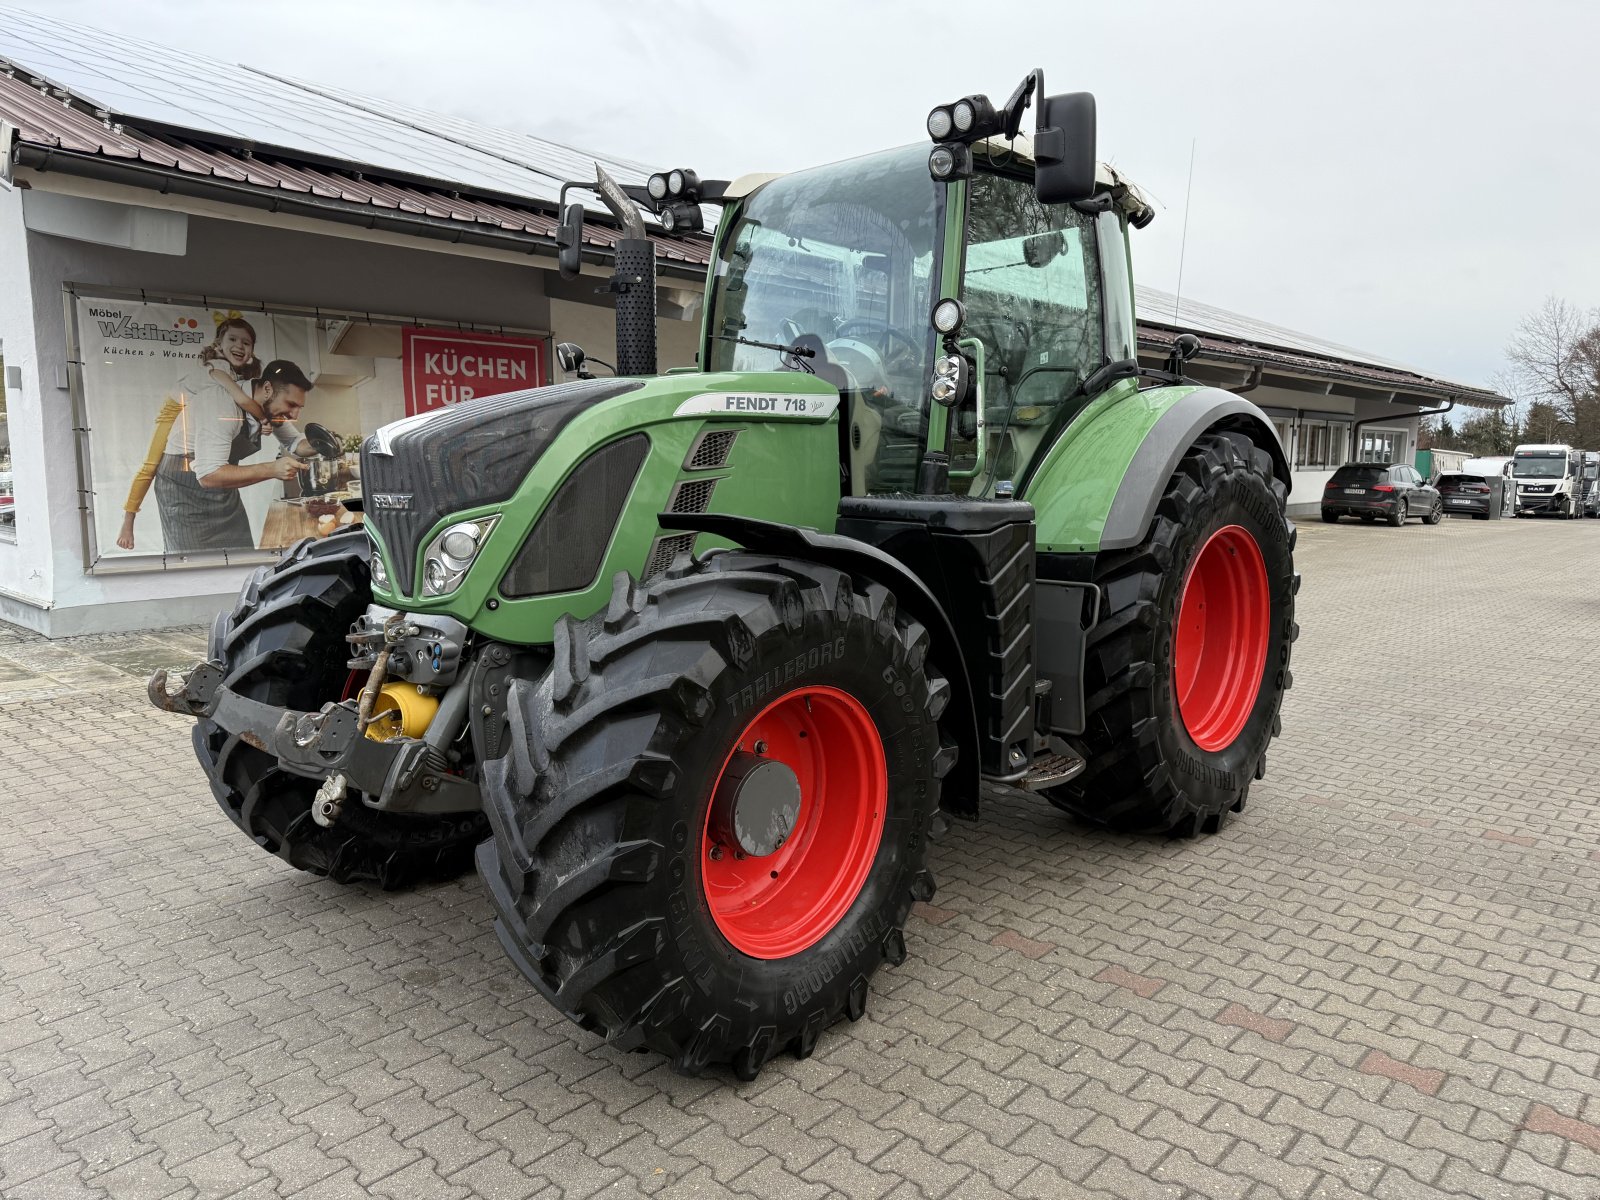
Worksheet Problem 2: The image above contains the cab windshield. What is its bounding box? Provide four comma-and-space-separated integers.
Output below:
1513, 454, 1568, 478
706, 145, 941, 492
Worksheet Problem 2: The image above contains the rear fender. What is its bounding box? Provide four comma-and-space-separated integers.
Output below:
1026, 384, 1290, 552
664, 512, 983, 819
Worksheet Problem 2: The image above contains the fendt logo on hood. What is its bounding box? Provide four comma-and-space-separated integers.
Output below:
370, 493, 415, 511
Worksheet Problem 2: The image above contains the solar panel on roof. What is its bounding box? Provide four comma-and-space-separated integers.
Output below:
0, 3, 599, 205
1136, 284, 1423, 375
260, 71, 655, 189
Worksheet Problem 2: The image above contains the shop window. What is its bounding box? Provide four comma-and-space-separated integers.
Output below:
1359, 428, 1405, 464
1271, 417, 1294, 461
1293, 420, 1352, 470
1296, 422, 1326, 469
1328, 421, 1351, 466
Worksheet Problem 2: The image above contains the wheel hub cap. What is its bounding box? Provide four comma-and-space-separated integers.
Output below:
711, 753, 802, 858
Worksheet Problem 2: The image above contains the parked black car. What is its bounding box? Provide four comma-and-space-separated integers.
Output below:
1436, 471, 1511, 520
1321, 463, 1442, 526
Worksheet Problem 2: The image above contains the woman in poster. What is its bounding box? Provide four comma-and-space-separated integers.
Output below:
115, 314, 266, 550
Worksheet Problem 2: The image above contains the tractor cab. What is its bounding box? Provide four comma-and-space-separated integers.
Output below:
702, 134, 1152, 503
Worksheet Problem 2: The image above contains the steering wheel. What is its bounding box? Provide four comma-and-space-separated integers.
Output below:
833, 318, 924, 371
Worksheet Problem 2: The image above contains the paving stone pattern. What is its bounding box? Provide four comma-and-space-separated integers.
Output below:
4, 516, 1600, 1198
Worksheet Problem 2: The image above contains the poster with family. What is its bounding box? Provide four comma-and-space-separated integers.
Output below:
75, 295, 546, 563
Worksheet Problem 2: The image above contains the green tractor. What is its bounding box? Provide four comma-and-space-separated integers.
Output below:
152, 71, 1296, 1078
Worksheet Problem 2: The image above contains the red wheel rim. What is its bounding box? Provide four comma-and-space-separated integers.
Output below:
1173, 525, 1270, 752
702, 685, 886, 959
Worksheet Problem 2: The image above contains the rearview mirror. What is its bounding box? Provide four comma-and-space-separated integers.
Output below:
1033, 92, 1097, 205
555, 341, 589, 377
555, 203, 585, 279
1022, 231, 1065, 268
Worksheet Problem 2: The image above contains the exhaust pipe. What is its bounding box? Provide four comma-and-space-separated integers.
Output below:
594, 166, 658, 378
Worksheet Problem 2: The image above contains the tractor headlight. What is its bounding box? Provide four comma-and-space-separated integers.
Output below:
647, 173, 668, 201
420, 516, 499, 598
369, 549, 390, 590
952, 99, 975, 134
926, 106, 954, 140
929, 352, 970, 408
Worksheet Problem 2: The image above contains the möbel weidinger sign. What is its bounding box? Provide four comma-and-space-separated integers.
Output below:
402, 327, 546, 416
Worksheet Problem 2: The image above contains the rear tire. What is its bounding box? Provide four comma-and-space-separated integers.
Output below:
195, 531, 489, 888
1047, 434, 1296, 835
1388, 500, 1406, 527
478, 553, 952, 1077
1321, 510, 1339, 523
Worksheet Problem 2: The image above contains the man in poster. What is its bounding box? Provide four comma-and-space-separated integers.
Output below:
153, 360, 317, 553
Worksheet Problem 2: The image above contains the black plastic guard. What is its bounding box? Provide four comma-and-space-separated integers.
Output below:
663, 512, 983, 819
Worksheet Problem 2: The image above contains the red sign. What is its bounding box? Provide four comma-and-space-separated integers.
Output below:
402, 327, 547, 416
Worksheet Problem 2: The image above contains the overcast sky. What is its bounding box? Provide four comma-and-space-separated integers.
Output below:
26, 0, 1600, 391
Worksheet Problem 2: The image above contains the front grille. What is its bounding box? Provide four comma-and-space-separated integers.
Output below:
361, 378, 641, 594
643, 532, 696, 579
665, 477, 716, 515
499, 435, 649, 598
685, 429, 737, 470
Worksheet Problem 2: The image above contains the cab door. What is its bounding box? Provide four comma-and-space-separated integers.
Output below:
950, 170, 1109, 495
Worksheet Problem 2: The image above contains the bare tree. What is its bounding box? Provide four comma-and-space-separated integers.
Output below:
1504, 297, 1600, 440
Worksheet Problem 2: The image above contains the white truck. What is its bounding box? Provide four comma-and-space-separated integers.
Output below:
1513, 444, 1585, 518
1582, 451, 1600, 518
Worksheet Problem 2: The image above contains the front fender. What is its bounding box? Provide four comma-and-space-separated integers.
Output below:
1025, 383, 1290, 553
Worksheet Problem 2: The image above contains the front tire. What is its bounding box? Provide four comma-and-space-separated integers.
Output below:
1047, 434, 1296, 835
196, 531, 489, 888
478, 553, 952, 1077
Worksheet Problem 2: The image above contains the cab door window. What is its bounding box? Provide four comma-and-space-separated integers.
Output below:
957, 171, 1103, 494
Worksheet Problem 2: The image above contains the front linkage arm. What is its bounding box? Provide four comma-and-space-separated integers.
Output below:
149, 661, 478, 818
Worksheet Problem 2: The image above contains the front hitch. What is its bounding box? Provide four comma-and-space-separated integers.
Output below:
147, 659, 479, 816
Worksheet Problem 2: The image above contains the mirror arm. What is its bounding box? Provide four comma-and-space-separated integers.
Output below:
1080, 357, 1140, 396
1001, 68, 1043, 141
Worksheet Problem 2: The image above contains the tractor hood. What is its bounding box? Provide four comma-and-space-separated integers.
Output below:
362, 378, 643, 595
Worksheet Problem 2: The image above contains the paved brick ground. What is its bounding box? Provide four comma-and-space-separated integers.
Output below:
4, 515, 1600, 1199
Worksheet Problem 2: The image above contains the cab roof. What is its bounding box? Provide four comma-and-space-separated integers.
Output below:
725, 138, 1155, 226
